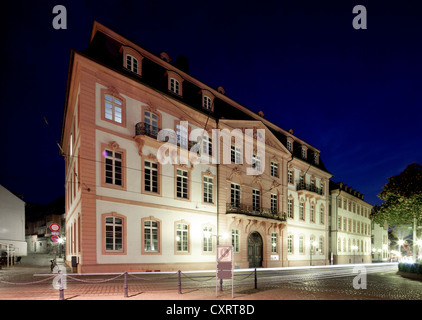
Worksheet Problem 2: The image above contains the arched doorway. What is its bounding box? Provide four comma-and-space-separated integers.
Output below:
248, 232, 263, 268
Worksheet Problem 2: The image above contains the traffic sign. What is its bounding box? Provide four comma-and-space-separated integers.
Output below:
51, 235, 59, 242
50, 223, 60, 232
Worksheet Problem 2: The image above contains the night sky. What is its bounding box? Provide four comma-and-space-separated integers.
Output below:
1, 0, 421, 206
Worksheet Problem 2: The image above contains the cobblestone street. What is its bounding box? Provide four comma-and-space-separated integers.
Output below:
1, 255, 421, 300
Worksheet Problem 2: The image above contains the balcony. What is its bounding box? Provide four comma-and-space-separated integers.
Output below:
226, 203, 287, 222
135, 122, 160, 139
134, 122, 197, 150
296, 182, 324, 196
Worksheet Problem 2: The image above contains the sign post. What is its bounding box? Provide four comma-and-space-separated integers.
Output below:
216, 245, 234, 298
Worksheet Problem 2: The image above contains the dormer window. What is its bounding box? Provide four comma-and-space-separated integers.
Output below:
286, 139, 293, 152
200, 90, 214, 112
170, 78, 180, 94
121, 46, 143, 76
126, 55, 138, 73
301, 146, 307, 159
166, 71, 183, 96
314, 152, 319, 165
203, 96, 212, 110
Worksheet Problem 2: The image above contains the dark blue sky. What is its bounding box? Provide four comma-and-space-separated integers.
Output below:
0, 0, 421, 206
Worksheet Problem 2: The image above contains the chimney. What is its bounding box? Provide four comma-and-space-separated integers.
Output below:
174, 54, 189, 74
257, 110, 264, 118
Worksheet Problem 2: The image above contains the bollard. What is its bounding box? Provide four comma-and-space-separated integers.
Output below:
178, 270, 182, 294
124, 272, 128, 298
254, 268, 257, 289
59, 272, 64, 300
220, 278, 223, 291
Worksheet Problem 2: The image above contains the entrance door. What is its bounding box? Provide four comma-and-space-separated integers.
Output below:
248, 232, 263, 268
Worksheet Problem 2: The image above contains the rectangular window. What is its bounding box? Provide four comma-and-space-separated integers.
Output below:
176, 223, 188, 252
104, 149, 123, 186
232, 229, 240, 253
270, 162, 278, 177
320, 207, 325, 224
231, 145, 241, 164
287, 140, 292, 151
144, 220, 158, 252
203, 226, 213, 252
287, 235, 293, 254
252, 189, 260, 212
288, 199, 293, 218
231, 183, 240, 208
319, 237, 324, 254
144, 161, 158, 193
288, 170, 293, 184
105, 216, 123, 251
176, 122, 189, 149
299, 235, 304, 254
204, 136, 212, 156
310, 204, 315, 222
203, 176, 213, 203
301, 148, 307, 159
176, 169, 189, 199
271, 233, 277, 253
144, 111, 158, 137
299, 202, 305, 220
104, 95, 122, 124
271, 194, 278, 213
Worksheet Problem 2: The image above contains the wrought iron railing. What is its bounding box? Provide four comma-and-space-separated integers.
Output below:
135, 122, 160, 139
296, 182, 324, 195
226, 203, 286, 221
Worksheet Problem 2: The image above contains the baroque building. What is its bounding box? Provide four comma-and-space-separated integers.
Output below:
62, 21, 333, 272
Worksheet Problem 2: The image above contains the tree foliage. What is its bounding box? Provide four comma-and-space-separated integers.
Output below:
372, 163, 422, 226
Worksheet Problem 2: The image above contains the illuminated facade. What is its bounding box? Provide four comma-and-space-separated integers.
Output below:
62, 22, 333, 272
329, 182, 373, 264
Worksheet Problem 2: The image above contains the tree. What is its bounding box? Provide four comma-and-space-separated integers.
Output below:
372, 163, 422, 226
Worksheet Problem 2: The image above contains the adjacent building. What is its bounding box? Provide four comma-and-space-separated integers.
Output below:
0, 185, 27, 259
371, 221, 389, 262
329, 182, 373, 264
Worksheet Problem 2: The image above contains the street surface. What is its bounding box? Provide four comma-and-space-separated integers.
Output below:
0, 255, 421, 300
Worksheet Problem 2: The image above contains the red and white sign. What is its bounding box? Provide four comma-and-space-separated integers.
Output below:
50, 223, 60, 232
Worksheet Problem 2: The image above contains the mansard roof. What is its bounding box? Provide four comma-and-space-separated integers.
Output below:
73, 21, 331, 174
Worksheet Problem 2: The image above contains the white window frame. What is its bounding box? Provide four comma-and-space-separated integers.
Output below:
176, 223, 189, 252
126, 54, 138, 73
232, 229, 240, 253
176, 169, 189, 199
170, 78, 180, 94
144, 220, 158, 252
104, 94, 123, 124
105, 216, 123, 252
203, 176, 213, 203
270, 161, 278, 177
104, 149, 123, 186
